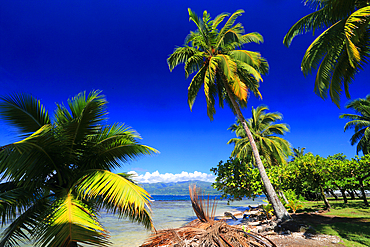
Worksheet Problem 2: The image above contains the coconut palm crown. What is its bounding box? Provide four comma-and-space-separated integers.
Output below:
284, 0, 370, 107
168, 8, 269, 119
340, 94, 370, 155
228, 105, 292, 167
0, 90, 158, 247
168, 9, 291, 221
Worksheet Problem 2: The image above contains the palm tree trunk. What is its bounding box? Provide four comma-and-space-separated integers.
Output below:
278, 190, 289, 205
223, 82, 290, 221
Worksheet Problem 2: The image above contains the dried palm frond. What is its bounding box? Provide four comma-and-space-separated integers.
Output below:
189, 184, 217, 223
140, 185, 276, 247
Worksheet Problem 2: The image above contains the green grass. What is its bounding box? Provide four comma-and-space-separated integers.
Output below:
297, 199, 370, 246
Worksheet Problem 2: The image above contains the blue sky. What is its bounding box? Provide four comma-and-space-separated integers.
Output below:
1, 0, 370, 182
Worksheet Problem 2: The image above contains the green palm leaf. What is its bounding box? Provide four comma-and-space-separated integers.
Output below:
168, 46, 201, 72
36, 193, 110, 247
340, 95, 370, 154
0, 196, 49, 247
0, 93, 50, 135
75, 170, 153, 230
188, 66, 207, 111
0, 90, 156, 246
345, 6, 370, 67
228, 105, 291, 166
85, 124, 158, 171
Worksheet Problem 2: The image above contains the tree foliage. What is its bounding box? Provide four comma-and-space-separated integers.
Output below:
340, 94, 370, 155
167, 8, 268, 120
168, 8, 290, 220
0, 91, 158, 246
227, 105, 292, 167
210, 157, 280, 202
284, 0, 370, 107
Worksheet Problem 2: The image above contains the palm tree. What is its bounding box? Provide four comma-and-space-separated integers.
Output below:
167, 9, 290, 220
228, 105, 292, 167
292, 147, 306, 161
0, 90, 158, 247
340, 94, 370, 155
284, 0, 370, 107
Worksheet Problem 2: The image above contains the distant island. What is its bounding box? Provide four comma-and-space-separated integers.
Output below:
139, 180, 221, 196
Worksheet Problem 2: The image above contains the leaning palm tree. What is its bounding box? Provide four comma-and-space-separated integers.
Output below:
340, 94, 370, 155
284, 0, 370, 107
228, 105, 292, 167
0, 90, 158, 247
168, 9, 290, 220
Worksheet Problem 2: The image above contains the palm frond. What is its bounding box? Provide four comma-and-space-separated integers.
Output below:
284, 0, 355, 47
345, 6, 370, 67
241, 32, 264, 44
36, 193, 110, 247
0, 125, 62, 187
283, 7, 331, 47
0, 196, 50, 247
217, 9, 245, 49
167, 46, 201, 72
188, 66, 207, 111
211, 12, 229, 30
85, 124, 158, 171
75, 170, 153, 230
0, 93, 50, 135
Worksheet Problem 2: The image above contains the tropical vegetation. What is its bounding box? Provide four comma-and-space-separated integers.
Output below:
0, 91, 158, 247
340, 94, 370, 155
284, 0, 370, 107
227, 105, 292, 167
167, 8, 290, 220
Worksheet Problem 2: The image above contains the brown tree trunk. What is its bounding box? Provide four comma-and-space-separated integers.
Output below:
224, 82, 290, 221
359, 180, 369, 206
328, 188, 338, 200
340, 188, 348, 203
348, 190, 355, 200
320, 186, 331, 209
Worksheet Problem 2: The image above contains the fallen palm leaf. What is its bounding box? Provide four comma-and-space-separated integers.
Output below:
140, 185, 276, 247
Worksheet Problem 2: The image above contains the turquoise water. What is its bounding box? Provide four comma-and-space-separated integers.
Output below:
0, 196, 266, 246
102, 196, 266, 246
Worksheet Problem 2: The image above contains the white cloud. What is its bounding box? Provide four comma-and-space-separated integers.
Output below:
127, 170, 216, 183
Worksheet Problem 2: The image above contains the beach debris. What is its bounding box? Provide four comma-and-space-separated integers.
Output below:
140, 185, 277, 247
224, 211, 238, 220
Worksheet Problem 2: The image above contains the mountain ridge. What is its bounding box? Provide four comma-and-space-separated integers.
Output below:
139, 180, 221, 195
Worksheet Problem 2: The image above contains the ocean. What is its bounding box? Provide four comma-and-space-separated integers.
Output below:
102, 195, 266, 246
1, 195, 266, 247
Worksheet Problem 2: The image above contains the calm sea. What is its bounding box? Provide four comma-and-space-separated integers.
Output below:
1, 195, 266, 247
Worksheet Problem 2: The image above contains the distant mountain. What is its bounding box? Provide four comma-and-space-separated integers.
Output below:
139, 180, 221, 195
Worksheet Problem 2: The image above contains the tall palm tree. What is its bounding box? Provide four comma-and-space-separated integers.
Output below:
0, 90, 158, 247
228, 105, 292, 167
167, 9, 290, 220
284, 0, 370, 107
340, 94, 370, 155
